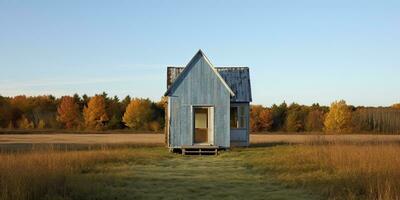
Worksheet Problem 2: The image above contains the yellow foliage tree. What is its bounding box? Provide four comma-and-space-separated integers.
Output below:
324, 100, 352, 133
37, 120, 46, 129
123, 98, 153, 130
57, 96, 80, 129
18, 115, 34, 129
148, 121, 161, 132
83, 95, 109, 130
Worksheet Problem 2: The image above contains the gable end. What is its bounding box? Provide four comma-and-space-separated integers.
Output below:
164, 50, 235, 97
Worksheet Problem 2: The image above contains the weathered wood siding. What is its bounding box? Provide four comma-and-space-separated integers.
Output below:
230, 102, 250, 147
168, 55, 231, 148
167, 67, 252, 102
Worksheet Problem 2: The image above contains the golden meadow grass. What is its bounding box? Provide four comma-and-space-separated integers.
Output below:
1, 135, 400, 200
244, 142, 400, 200
0, 146, 168, 200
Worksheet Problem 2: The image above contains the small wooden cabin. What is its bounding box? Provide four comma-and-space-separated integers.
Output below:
164, 50, 252, 152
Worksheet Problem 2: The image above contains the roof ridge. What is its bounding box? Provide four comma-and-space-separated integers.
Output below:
167, 66, 248, 68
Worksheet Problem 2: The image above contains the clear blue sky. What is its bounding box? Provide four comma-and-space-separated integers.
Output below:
0, 0, 399, 107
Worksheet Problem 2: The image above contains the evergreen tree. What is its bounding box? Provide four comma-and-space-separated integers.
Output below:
270, 102, 287, 131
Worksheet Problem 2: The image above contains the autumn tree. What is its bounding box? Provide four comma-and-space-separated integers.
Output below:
285, 103, 308, 132
0, 96, 13, 128
151, 97, 166, 131
305, 109, 325, 132
305, 103, 326, 132
324, 100, 352, 133
83, 95, 109, 130
10, 95, 30, 113
18, 115, 34, 129
393, 103, 400, 109
37, 120, 46, 129
30, 95, 58, 128
57, 96, 80, 129
250, 105, 273, 132
123, 98, 154, 130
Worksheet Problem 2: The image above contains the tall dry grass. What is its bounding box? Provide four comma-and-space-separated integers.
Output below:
0, 146, 167, 200
300, 144, 400, 199
247, 142, 400, 199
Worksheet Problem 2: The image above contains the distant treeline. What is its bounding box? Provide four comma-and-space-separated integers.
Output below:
0, 93, 165, 131
251, 101, 400, 133
1, 93, 400, 133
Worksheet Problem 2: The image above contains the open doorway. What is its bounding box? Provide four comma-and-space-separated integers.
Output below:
193, 107, 214, 145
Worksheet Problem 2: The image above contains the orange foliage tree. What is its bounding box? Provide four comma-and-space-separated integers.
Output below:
250, 105, 273, 132
57, 96, 80, 129
83, 95, 109, 130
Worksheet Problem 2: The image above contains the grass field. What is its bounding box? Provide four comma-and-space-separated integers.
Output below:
2, 132, 400, 145
242, 144, 400, 200
1, 134, 400, 200
0, 146, 317, 200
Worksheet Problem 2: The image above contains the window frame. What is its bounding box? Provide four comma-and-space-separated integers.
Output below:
230, 105, 247, 130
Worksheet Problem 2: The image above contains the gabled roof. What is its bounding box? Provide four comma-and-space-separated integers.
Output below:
165, 51, 252, 102
164, 50, 235, 97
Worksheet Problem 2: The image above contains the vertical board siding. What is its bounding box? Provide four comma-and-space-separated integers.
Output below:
167, 67, 251, 102
168, 56, 231, 148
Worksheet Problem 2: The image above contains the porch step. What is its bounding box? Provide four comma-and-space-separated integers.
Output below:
181, 145, 219, 155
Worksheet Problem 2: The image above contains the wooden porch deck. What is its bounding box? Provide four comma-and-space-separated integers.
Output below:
181, 145, 219, 155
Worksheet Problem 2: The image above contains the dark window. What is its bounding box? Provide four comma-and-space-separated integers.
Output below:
230, 107, 238, 128
230, 106, 246, 129
239, 106, 246, 128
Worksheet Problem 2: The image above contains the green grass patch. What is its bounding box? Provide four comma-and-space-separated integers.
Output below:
59, 148, 318, 200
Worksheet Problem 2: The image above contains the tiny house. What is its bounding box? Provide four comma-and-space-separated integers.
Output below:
164, 50, 252, 152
